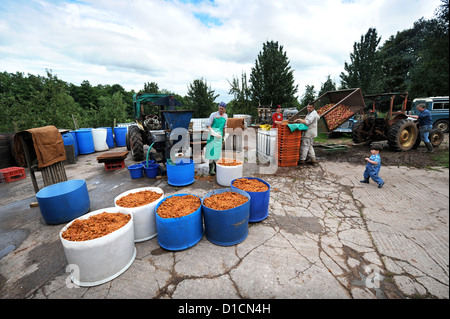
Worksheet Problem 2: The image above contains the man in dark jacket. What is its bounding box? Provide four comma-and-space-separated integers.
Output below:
410, 103, 434, 153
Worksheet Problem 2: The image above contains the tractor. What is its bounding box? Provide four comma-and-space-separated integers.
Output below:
126, 93, 193, 162
352, 92, 444, 151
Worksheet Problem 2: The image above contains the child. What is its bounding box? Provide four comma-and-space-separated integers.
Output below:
360, 145, 385, 188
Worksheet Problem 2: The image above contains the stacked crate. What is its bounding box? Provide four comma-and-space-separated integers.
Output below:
277, 124, 302, 167
0, 167, 26, 183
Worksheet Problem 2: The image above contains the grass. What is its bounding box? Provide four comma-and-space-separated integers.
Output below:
432, 150, 449, 168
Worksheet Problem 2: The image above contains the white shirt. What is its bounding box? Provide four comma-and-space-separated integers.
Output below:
206, 111, 228, 129
303, 110, 320, 139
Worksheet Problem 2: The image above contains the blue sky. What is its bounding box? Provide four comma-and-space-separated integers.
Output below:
0, 0, 442, 102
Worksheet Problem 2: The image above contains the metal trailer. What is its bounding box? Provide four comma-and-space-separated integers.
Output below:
289, 88, 365, 134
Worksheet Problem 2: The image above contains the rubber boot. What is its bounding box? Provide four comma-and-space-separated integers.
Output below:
425, 142, 434, 153
360, 178, 369, 184
209, 162, 216, 175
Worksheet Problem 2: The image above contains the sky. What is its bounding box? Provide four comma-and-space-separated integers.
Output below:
0, 0, 442, 103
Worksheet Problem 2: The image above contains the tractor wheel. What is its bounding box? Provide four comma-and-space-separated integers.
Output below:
387, 120, 418, 151
430, 129, 444, 148
352, 121, 371, 144
129, 125, 144, 160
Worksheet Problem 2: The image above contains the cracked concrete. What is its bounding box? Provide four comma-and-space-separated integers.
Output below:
0, 138, 448, 299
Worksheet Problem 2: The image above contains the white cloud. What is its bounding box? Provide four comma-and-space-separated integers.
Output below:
0, 0, 442, 102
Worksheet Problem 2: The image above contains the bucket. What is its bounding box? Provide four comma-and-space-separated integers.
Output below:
92, 128, 109, 151
114, 187, 164, 242
216, 160, 243, 186
128, 164, 144, 179
143, 164, 159, 178
141, 160, 156, 167
101, 127, 114, 148
74, 129, 95, 154
202, 188, 250, 246
36, 179, 90, 225
231, 177, 271, 222
69, 131, 79, 157
155, 194, 203, 251
166, 159, 195, 187
59, 207, 136, 287
114, 127, 127, 147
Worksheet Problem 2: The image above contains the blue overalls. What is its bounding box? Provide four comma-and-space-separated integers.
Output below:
363, 154, 384, 185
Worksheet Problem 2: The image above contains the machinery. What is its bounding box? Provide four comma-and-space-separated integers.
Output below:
352, 92, 444, 151
126, 93, 193, 162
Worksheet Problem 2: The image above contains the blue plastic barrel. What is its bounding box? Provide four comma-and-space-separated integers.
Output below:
36, 179, 90, 225
202, 188, 250, 246
101, 127, 114, 148
231, 177, 271, 222
61, 132, 77, 158
143, 164, 159, 178
113, 127, 127, 147
128, 164, 144, 179
69, 131, 79, 157
74, 129, 95, 154
155, 194, 203, 251
166, 159, 195, 186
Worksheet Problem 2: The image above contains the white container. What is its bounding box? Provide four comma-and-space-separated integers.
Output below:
216, 161, 243, 186
114, 187, 164, 242
92, 128, 109, 151
257, 129, 277, 157
59, 207, 136, 287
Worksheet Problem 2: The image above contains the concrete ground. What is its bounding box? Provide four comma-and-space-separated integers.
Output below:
0, 136, 448, 300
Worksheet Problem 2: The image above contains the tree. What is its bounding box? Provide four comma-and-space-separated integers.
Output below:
299, 85, 316, 109
228, 72, 255, 117
184, 78, 219, 118
249, 40, 298, 107
318, 75, 337, 97
340, 28, 382, 94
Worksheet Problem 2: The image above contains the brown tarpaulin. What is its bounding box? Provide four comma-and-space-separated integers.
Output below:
14, 125, 66, 168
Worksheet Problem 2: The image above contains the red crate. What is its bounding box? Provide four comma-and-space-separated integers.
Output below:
104, 160, 125, 171
0, 167, 26, 183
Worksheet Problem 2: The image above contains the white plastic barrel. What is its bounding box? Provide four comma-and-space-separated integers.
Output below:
92, 128, 109, 151
114, 187, 165, 242
216, 161, 243, 186
59, 207, 136, 287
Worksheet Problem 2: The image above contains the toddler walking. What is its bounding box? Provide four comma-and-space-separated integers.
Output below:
360, 145, 385, 188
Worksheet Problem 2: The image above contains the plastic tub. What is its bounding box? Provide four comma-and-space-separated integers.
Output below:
92, 128, 109, 151
114, 187, 164, 242
202, 188, 250, 246
74, 129, 95, 154
59, 207, 136, 287
155, 194, 203, 251
114, 127, 127, 147
216, 160, 243, 186
101, 127, 114, 148
143, 164, 159, 178
128, 164, 144, 179
36, 179, 90, 225
231, 177, 271, 222
166, 159, 195, 187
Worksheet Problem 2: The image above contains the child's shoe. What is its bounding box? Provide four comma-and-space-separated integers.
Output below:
360, 179, 369, 184
378, 182, 384, 188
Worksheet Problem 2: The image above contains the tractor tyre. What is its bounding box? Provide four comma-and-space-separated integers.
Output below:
352, 121, 371, 144
430, 129, 444, 148
387, 120, 418, 151
129, 125, 144, 160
